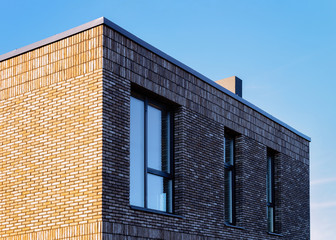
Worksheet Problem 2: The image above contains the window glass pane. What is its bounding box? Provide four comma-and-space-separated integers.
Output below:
225, 169, 233, 223
166, 178, 173, 213
267, 156, 273, 203
147, 105, 163, 171
225, 136, 234, 165
130, 97, 144, 207
162, 112, 170, 173
268, 206, 274, 232
147, 174, 172, 212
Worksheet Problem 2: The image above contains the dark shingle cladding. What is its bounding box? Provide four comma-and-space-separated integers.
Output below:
101, 24, 309, 166
0, 17, 310, 143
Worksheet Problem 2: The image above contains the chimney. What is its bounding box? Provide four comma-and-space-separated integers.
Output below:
215, 76, 242, 97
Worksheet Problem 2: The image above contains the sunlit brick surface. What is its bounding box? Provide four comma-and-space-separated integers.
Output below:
0, 27, 103, 100
0, 26, 103, 239
2, 222, 102, 240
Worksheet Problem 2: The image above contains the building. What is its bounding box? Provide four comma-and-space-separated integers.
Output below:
0, 17, 310, 239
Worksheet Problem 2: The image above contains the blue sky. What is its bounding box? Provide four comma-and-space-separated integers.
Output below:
1, 0, 335, 238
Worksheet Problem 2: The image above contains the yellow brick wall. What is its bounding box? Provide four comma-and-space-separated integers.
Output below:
0, 26, 103, 239
3, 222, 102, 240
0, 26, 103, 100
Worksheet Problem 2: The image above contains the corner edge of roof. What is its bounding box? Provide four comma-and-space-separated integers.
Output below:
0, 17, 105, 62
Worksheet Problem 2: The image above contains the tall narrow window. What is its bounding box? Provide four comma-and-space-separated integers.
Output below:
130, 94, 173, 213
267, 152, 275, 232
224, 134, 235, 225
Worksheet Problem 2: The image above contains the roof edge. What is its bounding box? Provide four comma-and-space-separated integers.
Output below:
0, 17, 105, 62
0, 17, 311, 142
101, 18, 311, 142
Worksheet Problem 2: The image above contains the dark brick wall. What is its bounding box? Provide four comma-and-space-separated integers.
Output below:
101, 25, 310, 239
102, 26, 309, 165
279, 154, 310, 240
102, 69, 131, 223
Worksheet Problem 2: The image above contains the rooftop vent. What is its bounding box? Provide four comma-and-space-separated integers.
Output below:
215, 76, 242, 98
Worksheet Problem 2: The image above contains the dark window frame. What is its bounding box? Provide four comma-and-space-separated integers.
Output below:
130, 92, 174, 213
266, 150, 276, 233
224, 133, 236, 225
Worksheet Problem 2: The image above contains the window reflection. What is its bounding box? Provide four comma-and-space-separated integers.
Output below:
224, 134, 235, 224
130, 94, 173, 213
147, 174, 172, 212
267, 153, 275, 232
130, 97, 144, 207
148, 105, 162, 171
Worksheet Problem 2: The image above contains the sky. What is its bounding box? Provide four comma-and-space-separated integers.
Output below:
0, 0, 335, 239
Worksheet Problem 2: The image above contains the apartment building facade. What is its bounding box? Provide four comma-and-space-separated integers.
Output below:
0, 17, 310, 239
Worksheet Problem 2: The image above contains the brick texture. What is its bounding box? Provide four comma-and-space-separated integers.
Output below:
101, 25, 310, 239
102, 26, 309, 165
0, 26, 103, 239
0, 22, 310, 239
